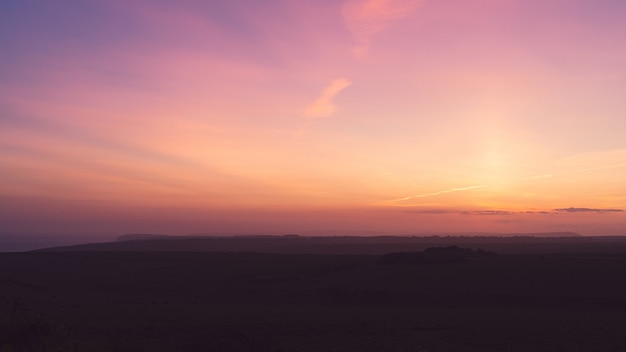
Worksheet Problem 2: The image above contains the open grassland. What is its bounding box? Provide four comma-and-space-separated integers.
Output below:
2, 242, 626, 351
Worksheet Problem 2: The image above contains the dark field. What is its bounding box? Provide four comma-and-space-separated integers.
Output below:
2, 236, 626, 351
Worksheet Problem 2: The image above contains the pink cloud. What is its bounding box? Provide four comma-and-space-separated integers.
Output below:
305, 78, 352, 118
342, 0, 423, 57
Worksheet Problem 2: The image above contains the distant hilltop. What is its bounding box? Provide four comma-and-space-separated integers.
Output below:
117, 234, 174, 242
117, 231, 583, 242
509, 232, 583, 238
35, 232, 626, 255
423, 231, 584, 238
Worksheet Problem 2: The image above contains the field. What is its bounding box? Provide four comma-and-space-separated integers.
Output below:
1, 236, 626, 351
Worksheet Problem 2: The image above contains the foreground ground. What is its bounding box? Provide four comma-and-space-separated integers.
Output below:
1, 237, 626, 351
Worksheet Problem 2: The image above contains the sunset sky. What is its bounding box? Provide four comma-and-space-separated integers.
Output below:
1, 0, 625, 237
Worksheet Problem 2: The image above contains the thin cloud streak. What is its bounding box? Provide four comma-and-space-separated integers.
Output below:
391, 184, 486, 202
405, 208, 625, 216
462, 210, 516, 216
554, 207, 624, 214
305, 78, 352, 118
574, 163, 626, 173
342, 0, 423, 58
525, 174, 553, 180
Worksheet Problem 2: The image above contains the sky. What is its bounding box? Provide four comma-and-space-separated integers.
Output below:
1, 0, 626, 238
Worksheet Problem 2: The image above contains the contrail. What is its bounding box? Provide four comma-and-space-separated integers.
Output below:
574, 163, 626, 173
391, 184, 486, 202
524, 174, 553, 180
389, 161, 625, 204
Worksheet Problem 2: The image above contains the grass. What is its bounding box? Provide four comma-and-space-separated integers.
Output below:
0, 297, 76, 352
2, 249, 626, 351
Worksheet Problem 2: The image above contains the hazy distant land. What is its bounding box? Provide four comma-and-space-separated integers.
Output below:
34, 232, 626, 255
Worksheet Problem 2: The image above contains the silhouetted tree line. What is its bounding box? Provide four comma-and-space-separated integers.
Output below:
377, 246, 497, 265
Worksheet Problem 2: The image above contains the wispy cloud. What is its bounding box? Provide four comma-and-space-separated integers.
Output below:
342, 0, 423, 58
305, 78, 352, 118
461, 210, 516, 216
403, 209, 456, 214
573, 163, 626, 173
554, 207, 624, 213
391, 184, 486, 202
405, 209, 531, 216
525, 174, 553, 180
558, 150, 626, 174
404, 207, 624, 216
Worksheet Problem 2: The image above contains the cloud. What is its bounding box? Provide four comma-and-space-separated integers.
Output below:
554, 207, 624, 213
461, 210, 516, 216
403, 209, 456, 214
391, 184, 486, 202
405, 209, 524, 216
525, 174, 553, 180
342, 0, 423, 57
558, 149, 626, 174
404, 207, 626, 216
404, 209, 559, 216
403, 209, 520, 216
305, 78, 352, 118
574, 163, 626, 173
